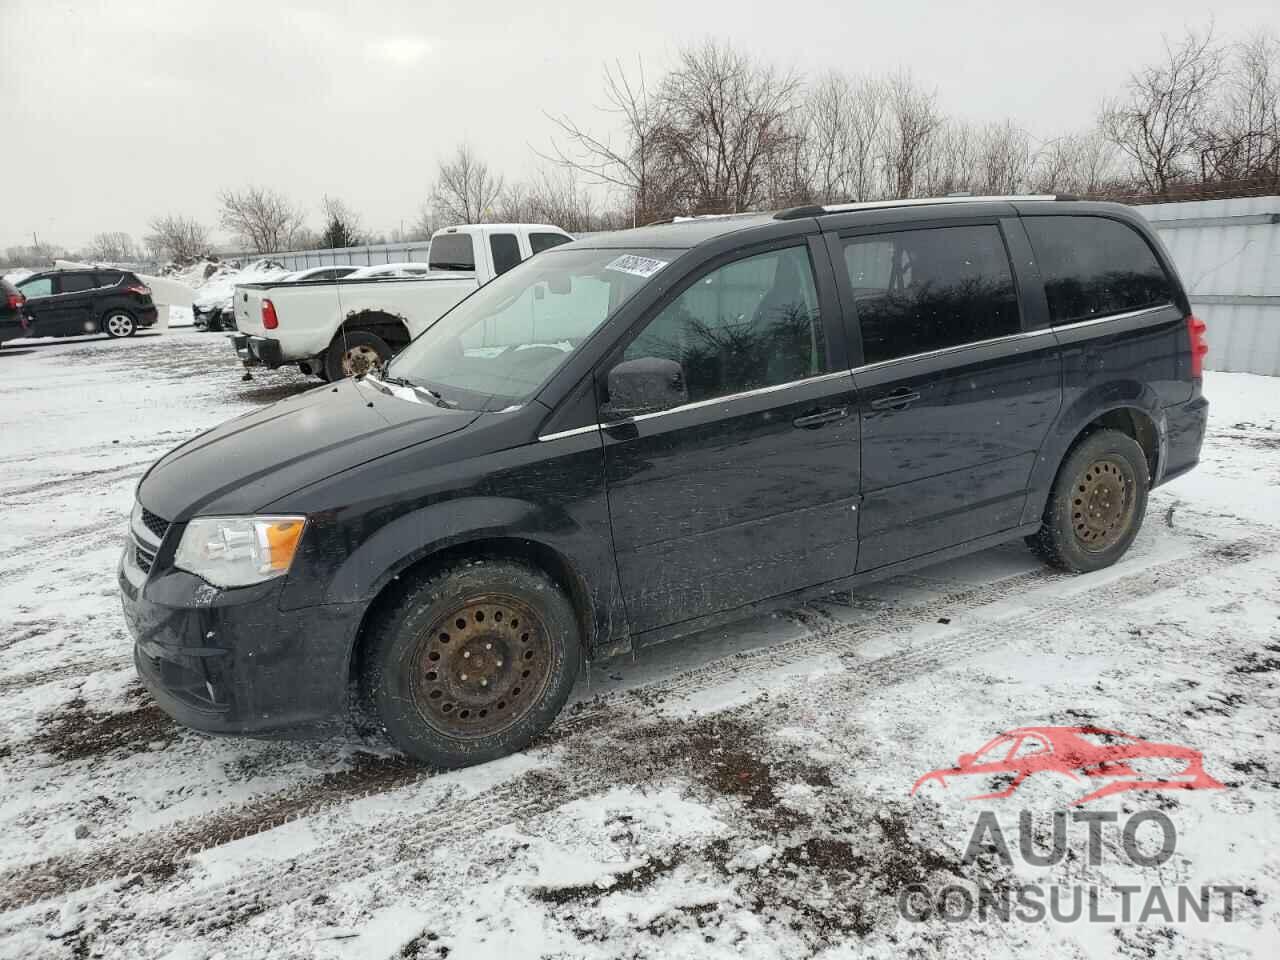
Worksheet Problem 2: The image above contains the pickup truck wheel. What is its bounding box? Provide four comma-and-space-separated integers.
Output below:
103, 312, 136, 338
360, 559, 582, 768
1027, 429, 1149, 573
325, 331, 391, 381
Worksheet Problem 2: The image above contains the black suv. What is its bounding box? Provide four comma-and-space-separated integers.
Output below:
17, 268, 158, 339
120, 196, 1208, 767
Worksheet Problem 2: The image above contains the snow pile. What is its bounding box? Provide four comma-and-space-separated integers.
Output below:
2, 268, 34, 285
191, 259, 291, 313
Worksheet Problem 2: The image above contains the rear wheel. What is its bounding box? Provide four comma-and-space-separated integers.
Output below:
324, 330, 391, 381
103, 312, 136, 338
360, 559, 582, 767
1027, 428, 1149, 573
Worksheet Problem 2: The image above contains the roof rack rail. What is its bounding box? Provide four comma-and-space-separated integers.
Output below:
774, 194, 1062, 220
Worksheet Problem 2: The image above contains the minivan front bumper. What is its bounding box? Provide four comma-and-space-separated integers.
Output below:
119, 541, 364, 735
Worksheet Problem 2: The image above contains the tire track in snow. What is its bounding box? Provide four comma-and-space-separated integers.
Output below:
2, 525, 1274, 945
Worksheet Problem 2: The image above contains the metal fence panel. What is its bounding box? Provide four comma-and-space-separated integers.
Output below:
1138, 197, 1280, 376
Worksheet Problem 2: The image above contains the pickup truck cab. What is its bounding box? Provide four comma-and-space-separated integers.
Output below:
231, 223, 572, 380
123, 196, 1208, 769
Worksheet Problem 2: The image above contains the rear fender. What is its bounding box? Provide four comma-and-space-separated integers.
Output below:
1022, 380, 1166, 525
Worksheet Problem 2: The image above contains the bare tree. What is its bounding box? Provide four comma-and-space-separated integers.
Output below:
87, 231, 137, 262
544, 58, 677, 225
919, 120, 978, 196
431, 143, 505, 224
795, 73, 887, 204
1100, 27, 1223, 194
218, 186, 307, 253
1196, 30, 1280, 182
973, 120, 1032, 194
144, 215, 210, 263
1031, 131, 1125, 195
657, 40, 804, 213
318, 195, 364, 249
880, 71, 943, 198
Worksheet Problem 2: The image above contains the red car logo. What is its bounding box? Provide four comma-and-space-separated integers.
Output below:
911, 726, 1225, 806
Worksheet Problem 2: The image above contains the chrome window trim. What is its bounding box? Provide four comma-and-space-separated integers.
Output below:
1048, 302, 1174, 332
537, 424, 602, 443
537, 303, 1175, 439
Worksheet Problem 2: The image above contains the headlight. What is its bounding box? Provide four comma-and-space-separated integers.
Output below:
174, 516, 306, 588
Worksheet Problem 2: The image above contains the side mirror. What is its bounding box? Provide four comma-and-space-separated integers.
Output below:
957, 753, 976, 767
603, 357, 688, 419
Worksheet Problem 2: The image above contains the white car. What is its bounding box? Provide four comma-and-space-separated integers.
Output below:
230, 224, 572, 380
346, 262, 432, 279
280, 265, 361, 282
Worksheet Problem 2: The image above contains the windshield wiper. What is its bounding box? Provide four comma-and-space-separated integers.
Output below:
369, 373, 454, 407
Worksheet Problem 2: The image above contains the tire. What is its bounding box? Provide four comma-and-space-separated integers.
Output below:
360, 558, 582, 768
324, 330, 392, 381
103, 311, 136, 338
1027, 428, 1149, 573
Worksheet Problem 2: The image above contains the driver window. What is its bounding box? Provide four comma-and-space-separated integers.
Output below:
622, 245, 826, 404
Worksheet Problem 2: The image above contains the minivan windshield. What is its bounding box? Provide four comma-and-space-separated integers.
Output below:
385, 247, 673, 410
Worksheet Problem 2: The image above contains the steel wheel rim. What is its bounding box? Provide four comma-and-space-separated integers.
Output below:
409, 594, 553, 739
342, 345, 382, 377
1071, 456, 1136, 552
107, 314, 132, 336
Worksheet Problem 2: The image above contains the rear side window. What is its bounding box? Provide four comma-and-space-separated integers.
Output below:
490, 234, 521, 276
59, 274, 96, 294
1023, 216, 1174, 325
530, 232, 571, 254
428, 234, 475, 271
842, 225, 1020, 365
95, 272, 121, 288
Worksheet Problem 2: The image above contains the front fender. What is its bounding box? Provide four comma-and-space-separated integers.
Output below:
315, 494, 628, 658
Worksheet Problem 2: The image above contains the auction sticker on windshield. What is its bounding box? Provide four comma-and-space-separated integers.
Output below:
605, 254, 669, 278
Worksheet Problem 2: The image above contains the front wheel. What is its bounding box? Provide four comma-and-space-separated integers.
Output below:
1027, 428, 1149, 573
103, 312, 136, 338
324, 330, 392, 381
360, 559, 582, 768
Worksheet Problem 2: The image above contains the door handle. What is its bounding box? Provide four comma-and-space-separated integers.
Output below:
792, 406, 849, 429
869, 388, 921, 411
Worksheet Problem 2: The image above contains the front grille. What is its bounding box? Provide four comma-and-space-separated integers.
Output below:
140, 507, 169, 541
135, 542, 156, 573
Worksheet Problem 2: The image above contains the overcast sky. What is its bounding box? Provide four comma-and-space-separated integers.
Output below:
2, 0, 1277, 251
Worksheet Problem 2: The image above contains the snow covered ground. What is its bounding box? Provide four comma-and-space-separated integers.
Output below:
0, 331, 1276, 959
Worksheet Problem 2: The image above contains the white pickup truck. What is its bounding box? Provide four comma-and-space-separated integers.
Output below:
230, 223, 572, 380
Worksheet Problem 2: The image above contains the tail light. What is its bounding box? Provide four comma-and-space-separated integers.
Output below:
1187, 314, 1208, 378
262, 299, 279, 330
126, 284, 151, 296
5, 292, 22, 311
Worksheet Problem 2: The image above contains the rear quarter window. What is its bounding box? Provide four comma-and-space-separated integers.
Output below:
530, 232, 571, 254
1023, 216, 1175, 325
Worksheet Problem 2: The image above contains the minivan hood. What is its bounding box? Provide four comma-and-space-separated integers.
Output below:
137, 379, 478, 520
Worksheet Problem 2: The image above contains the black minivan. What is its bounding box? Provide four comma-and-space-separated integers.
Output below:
120, 196, 1209, 767
17, 268, 158, 338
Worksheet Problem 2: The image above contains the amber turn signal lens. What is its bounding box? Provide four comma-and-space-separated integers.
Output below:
264, 519, 304, 570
